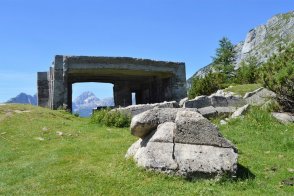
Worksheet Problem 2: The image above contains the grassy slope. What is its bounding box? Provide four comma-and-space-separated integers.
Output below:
224, 84, 263, 96
0, 104, 293, 195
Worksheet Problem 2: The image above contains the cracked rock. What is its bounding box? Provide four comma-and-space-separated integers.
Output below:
127, 108, 238, 179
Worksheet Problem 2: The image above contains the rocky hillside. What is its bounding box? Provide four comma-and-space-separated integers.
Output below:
188, 11, 294, 85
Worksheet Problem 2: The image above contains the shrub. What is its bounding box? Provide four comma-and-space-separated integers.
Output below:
188, 71, 228, 99
91, 108, 131, 128
261, 43, 294, 112
235, 57, 260, 84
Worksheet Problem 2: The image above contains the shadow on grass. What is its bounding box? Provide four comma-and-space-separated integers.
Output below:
235, 164, 255, 180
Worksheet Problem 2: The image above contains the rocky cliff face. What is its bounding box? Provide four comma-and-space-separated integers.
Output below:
188, 11, 294, 85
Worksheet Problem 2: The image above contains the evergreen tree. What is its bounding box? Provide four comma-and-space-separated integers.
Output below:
212, 37, 236, 81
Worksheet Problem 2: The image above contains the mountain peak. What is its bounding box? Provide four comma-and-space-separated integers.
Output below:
6, 93, 37, 105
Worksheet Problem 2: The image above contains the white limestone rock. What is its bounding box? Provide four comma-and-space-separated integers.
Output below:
272, 112, 294, 124
231, 104, 250, 119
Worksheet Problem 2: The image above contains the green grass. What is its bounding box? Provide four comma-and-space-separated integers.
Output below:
0, 104, 293, 195
224, 83, 263, 96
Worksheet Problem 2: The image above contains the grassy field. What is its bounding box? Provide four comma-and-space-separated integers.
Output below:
0, 104, 293, 195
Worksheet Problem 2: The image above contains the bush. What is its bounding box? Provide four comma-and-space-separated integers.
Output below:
91, 109, 131, 128
235, 57, 260, 84
261, 43, 294, 112
188, 71, 229, 99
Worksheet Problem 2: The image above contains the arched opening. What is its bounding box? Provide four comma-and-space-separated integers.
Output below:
72, 82, 114, 117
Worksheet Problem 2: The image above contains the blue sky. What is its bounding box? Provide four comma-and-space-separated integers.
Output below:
0, 0, 293, 102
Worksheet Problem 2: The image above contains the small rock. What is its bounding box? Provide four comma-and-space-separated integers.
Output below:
220, 120, 227, 125
272, 112, 294, 124
56, 131, 63, 136
287, 168, 294, 173
231, 104, 249, 119
34, 137, 45, 141
282, 177, 294, 186
42, 127, 49, 132
179, 97, 188, 107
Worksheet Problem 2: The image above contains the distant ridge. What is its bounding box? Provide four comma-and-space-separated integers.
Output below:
6, 93, 37, 105
6, 92, 114, 117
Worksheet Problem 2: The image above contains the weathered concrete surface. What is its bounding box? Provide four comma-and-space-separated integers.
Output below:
38, 55, 187, 110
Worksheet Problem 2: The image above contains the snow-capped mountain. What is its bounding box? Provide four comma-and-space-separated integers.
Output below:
73, 91, 114, 117
6, 93, 37, 105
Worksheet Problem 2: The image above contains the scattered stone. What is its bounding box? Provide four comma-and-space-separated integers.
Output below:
210, 96, 228, 107
220, 120, 227, 125
184, 95, 211, 108
56, 131, 63, 136
34, 137, 45, 141
179, 97, 188, 107
282, 177, 294, 186
1, 132, 7, 135
287, 168, 294, 173
231, 104, 249, 119
244, 88, 276, 105
226, 96, 247, 107
14, 110, 31, 114
197, 106, 217, 118
272, 112, 294, 124
215, 107, 236, 115
42, 127, 49, 132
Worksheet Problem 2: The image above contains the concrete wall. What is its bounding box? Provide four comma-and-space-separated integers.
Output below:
38, 55, 187, 110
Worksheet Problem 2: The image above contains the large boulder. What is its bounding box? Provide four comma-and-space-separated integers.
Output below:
127, 108, 238, 179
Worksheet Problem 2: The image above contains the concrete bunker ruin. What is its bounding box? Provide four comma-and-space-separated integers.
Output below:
37, 55, 187, 111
